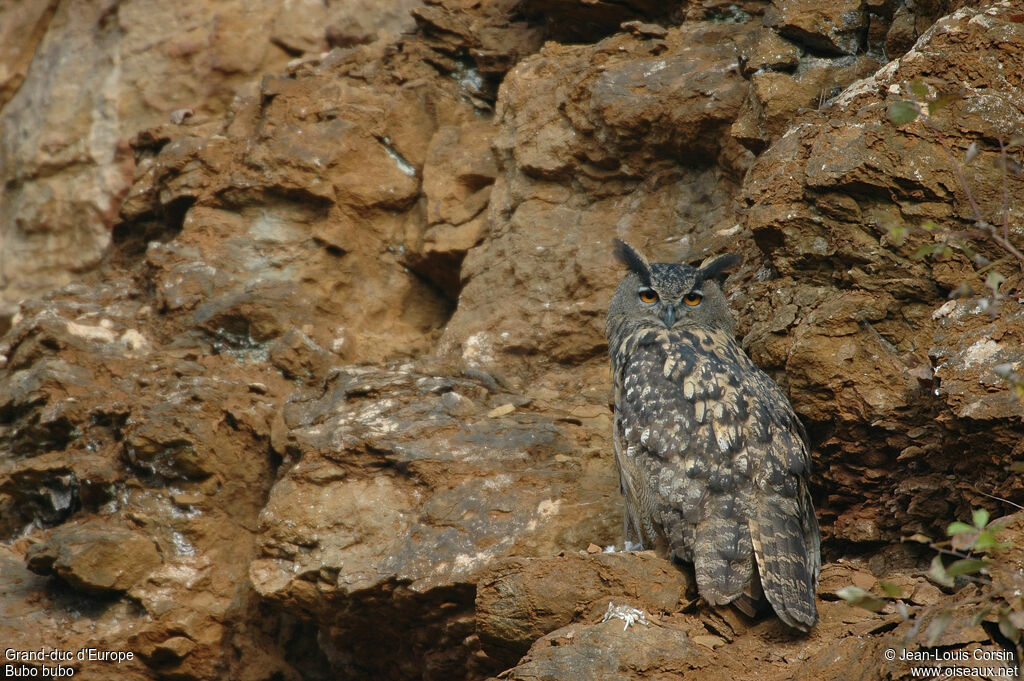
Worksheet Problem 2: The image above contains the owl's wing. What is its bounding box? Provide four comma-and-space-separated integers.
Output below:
611, 423, 650, 550
745, 373, 820, 631
612, 336, 676, 554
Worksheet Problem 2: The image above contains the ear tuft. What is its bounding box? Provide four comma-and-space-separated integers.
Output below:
698, 253, 742, 285
612, 239, 652, 286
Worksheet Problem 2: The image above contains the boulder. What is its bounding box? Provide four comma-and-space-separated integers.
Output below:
26, 521, 161, 595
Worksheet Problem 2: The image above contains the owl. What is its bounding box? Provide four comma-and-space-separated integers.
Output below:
605, 239, 820, 631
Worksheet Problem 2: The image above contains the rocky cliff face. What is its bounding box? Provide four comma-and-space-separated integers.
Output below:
0, 0, 422, 325
1, 0, 1022, 680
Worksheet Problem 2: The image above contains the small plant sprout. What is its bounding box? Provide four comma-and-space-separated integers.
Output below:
837, 507, 1022, 655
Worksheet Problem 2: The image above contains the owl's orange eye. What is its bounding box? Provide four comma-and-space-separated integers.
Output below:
683, 293, 703, 306
639, 289, 658, 303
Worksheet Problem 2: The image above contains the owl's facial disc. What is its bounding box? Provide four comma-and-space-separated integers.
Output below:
660, 288, 702, 328
661, 303, 676, 328
636, 286, 677, 327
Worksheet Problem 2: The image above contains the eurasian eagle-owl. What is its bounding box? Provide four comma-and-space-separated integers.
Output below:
605, 239, 819, 631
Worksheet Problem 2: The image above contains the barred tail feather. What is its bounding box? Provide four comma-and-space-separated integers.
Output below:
749, 494, 819, 632
692, 506, 756, 607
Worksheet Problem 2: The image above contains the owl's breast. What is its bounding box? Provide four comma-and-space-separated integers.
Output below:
613, 325, 759, 493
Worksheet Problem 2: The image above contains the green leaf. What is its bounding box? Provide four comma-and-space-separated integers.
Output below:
973, 529, 1000, 551
928, 555, 954, 588
888, 100, 920, 125
909, 78, 929, 99
879, 580, 903, 598
985, 272, 1006, 296
928, 92, 961, 114
973, 508, 990, 529
994, 153, 1023, 174
1010, 461, 1024, 473
926, 610, 952, 646
888, 224, 906, 245
948, 521, 974, 536
950, 282, 974, 299
835, 586, 888, 612
958, 242, 978, 261
995, 364, 1016, 380
999, 611, 1021, 643
913, 243, 940, 259
965, 141, 979, 164
945, 558, 988, 577
970, 604, 993, 627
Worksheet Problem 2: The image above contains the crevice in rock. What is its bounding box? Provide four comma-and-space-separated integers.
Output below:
403, 248, 468, 304
517, 0, 686, 44
269, 38, 305, 59
314, 582, 489, 680
981, 620, 1021, 666
9, 413, 79, 457
317, 239, 347, 259
401, 265, 460, 336
0, 471, 80, 540
107, 196, 194, 267
215, 186, 333, 218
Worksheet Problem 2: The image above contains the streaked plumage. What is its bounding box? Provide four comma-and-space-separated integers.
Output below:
605, 239, 819, 631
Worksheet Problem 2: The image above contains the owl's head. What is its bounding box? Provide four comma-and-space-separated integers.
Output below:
606, 239, 742, 336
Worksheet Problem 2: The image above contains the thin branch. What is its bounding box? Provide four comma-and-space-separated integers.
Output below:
976, 489, 1024, 512
999, 138, 1010, 245
988, 228, 1024, 267
916, 110, 985, 224
896, 225, 988, 241
910, 100, 1024, 270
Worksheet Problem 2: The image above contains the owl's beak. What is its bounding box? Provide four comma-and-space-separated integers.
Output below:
661, 304, 676, 328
